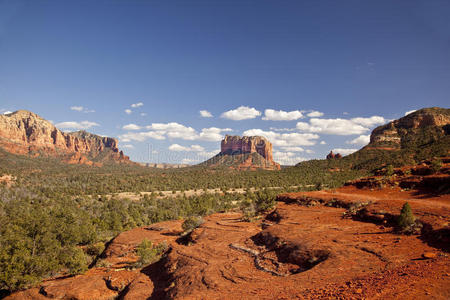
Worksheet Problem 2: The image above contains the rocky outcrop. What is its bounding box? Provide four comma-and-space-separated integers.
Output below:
201, 135, 280, 170
326, 151, 342, 159
0, 110, 130, 165
221, 135, 274, 161
369, 107, 450, 149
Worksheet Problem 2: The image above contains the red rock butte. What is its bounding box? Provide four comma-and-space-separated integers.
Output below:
221, 135, 274, 161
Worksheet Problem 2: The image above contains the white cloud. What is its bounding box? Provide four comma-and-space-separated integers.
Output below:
243, 129, 319, 147
332, 148, 358, 156
405, 109, 417, 116
197, 150, 219, 157
122, 123, 142, 131
125, 109, 132, 115
121, 144, 135, 149
296, 115, 385, 136
347, 135, 370, 145
2, 111, 12, 115
131, 102, 144, 108
280, 146, 304, 152
297, 118, 368, 135
350, 116, 385, 127
147, 122, 197, 140
198, 127, 232, 141
306, 110, 324, 118
120, 122, 231, 142
181, 158, 200, 165
221, 106, 261, 121
343, 112, 349, 115
199, 110, 213, 118
70, 106, 94, 113
70, 106, 84, 111
320, 141, 326, 145
169, 144, 205, 152
305, 149, 314, 154
55, 121, 99, 130
269, 127, 295, 132
273, 151, 307, 165
262, 109, 303, 121
140, 113, 147, 116
119, 131, 166, 142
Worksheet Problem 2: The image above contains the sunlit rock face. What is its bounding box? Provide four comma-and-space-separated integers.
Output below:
0, 110, 130, 165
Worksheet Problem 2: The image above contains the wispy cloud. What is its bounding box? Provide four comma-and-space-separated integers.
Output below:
168, 144, 205, 152
122, 123, 142, 130
306, 110, 324, 118
55, 121, 99, 130
131, 102, 144, 108
70, 106, 95, 113
121, 144, 135, 149
199, 110, 213, 118
70, 106, 83, 112
124, 109, 132, 115
221, 106, 261, 121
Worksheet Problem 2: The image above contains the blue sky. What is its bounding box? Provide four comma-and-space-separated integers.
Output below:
0, 0, 449, 164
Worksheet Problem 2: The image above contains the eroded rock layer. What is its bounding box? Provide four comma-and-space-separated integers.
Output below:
221, 135, 274, 161
0, 110, 130, 165
369, 107, 450, 149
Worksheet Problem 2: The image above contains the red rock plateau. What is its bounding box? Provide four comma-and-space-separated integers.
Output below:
0, 110, 130, 165
202, 135, 281, 170
8, 162, 450, 299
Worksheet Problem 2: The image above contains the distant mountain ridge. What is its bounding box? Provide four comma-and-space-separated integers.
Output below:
201, 135, 280, 170
0, 110, 131, 166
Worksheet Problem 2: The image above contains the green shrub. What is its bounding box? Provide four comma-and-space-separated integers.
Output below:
181, 216, 204, 233
134, 239, 168, 268
86, 242, 105, 256
254, 189, 276, 213
385, 165, 394, 176
431, 159, 442, 174
397, 202, 417, 233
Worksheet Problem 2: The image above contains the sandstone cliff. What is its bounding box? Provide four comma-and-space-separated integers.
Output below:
0, 110, 130, 165
202, 135, 280, 170
221, 135, 274, 161
369, 107, 450, 150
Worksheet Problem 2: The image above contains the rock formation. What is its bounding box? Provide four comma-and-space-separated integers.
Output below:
326, 151, 342, 159
202, 135, 280, 170
0, 110, 130, 165
369, 107, 450, 149
221, 135, 274, 162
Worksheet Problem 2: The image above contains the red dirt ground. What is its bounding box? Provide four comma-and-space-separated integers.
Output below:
6, 183, 450, 299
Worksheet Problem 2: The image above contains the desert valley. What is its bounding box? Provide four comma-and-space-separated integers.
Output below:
1, 1, 449, 299
0, 107, 449, 299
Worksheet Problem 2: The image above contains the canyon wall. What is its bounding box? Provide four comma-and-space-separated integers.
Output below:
0, 110, 130, 165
